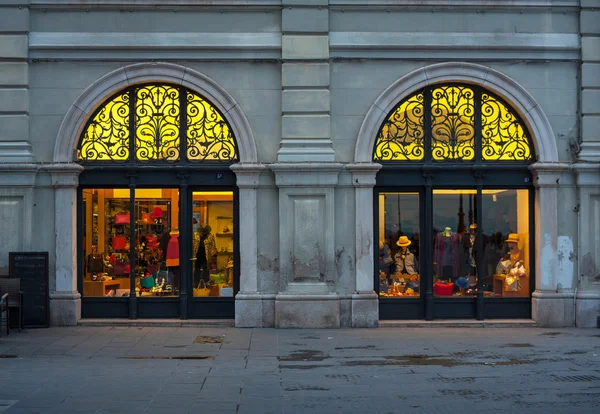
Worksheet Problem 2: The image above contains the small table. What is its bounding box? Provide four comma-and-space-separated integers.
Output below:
493, 274, 527, 298
83, 280, 121, 297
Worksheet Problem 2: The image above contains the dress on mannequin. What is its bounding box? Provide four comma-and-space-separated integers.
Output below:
434, 227, 458, 280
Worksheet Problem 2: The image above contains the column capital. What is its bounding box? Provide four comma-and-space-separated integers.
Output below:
529, 162, 569, 188
270, 162, 344, 187
230, 163, 269, 189
346, 163, 382, 188
573, 163, 600, 186
42, 163, 84, 188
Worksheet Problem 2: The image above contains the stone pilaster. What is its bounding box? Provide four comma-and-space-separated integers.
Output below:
573, 163, 600, 327
230, 163, 273, 327
579, 0, 600, 161
45, 163, 83, 326
0, 1, 29, 152
347, 163, 381, 328
278, 0, 333, 162
530, 162, 574, 327
271, 163, 344, 328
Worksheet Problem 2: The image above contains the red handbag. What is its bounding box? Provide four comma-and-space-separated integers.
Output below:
434, 282, 454, 296
112, 235, 126, 250
114, 212, 130, 225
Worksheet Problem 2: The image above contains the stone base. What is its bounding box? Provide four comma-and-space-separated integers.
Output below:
351, 292, 379, 328
235, 293, 275, 328
50, 291, 81, 326
575, 291, 600, 328
275, 294, 340, 328
532, 291, 574, 327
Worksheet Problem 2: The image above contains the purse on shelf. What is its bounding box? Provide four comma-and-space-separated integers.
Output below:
193, 280, 211, 297
114, 212, 130, 225
112, 235, 127, 250
87, 254, 104, 273
140, 273, 155, 289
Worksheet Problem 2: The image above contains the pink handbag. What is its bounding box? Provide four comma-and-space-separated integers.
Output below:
114, 212, 130, 225
112, 235, 126, 250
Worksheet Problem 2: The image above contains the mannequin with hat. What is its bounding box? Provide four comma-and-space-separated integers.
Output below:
394, 236, 417, 275
497, 233, 526, 277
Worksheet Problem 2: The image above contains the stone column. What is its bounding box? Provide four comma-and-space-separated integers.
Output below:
573, 163, 600, 327
579, 0, 600, 162
47, 163, 83, 326
231, 163, 269, 327
347, 163, 381, 328
530, 162, 573, 327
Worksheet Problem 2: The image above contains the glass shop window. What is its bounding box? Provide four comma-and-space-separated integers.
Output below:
432, 190, 479, 298
377, 193, 420, 298
191, 191, 234, 298
481, 189, 530, 298
135, 189, 179, 298
82, 189, 132, 298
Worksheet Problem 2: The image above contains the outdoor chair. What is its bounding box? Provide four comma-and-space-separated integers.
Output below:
0, 292, 8, 336
0, 279, 22, 332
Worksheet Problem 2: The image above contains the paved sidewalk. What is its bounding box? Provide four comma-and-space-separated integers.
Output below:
0, 326, 599, 413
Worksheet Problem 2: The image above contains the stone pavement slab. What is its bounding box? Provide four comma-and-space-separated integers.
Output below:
0, 326, 599, 413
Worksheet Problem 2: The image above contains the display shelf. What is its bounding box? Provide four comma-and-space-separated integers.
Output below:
216, 232, 234, 237
218, 251, 234, 255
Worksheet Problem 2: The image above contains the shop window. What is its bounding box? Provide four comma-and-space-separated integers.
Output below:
481, 190, 530, 298
191, 192, 234, 298
378, 193, 420, 298
82, 189, 132, 297
77, 83, 238, 163
373, 84, 532, 163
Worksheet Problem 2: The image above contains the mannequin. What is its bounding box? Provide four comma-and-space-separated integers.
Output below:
434, 227, 458, 281
195, 224, 217, 285
497, 233, 526, 276
394, 236, 417, 275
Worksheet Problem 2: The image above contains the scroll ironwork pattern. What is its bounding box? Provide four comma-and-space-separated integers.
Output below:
186, 92, 237, 162
78, 92, 130, 161
77, 83, 238, 163
430, 85, 475, 161
481, 93, 532, 161
373, 93, 425, 161
135, 85, 180, 161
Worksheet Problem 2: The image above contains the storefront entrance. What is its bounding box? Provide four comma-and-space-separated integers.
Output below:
76, 83, 240, 319
373, 83, 535, 320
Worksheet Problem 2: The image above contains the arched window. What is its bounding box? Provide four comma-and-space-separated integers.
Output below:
77, 83, 238, 163
373, 84, 533, 163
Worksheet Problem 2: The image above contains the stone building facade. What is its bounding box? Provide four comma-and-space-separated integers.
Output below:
0, 0, 599, 328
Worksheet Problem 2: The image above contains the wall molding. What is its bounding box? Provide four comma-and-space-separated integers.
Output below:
29, 32, 281, 60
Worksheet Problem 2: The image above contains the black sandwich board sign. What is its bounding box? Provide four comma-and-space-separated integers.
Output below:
8, 252, 50, 328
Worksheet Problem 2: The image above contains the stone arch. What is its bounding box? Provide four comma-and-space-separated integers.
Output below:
54, 62, 258, 164
355, 62, 559, 163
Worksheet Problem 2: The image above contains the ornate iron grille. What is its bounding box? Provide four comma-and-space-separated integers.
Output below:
373, 84, 533, 163
77, 83, 238, 163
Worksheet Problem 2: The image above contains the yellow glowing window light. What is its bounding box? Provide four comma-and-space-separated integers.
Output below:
373, 85, 532, 162
77, 84, 238, 162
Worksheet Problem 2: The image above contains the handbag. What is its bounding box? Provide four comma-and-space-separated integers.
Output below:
114, 212, 130, 225
87, 254, 104, 273
434, 282, 454, 296
193, 280, 211, 297
112, 235, 126, 250
141, 212, 152, 224
140, 274, 155, 289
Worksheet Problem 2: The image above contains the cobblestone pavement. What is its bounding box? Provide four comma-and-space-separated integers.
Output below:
0, 326, 599, 413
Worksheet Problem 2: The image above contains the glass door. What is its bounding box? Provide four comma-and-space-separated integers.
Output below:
187, 189, 236, 319
431, 189, 478, 319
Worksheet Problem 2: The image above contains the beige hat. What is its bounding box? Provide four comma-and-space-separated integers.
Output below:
506, 233, 520, 244
396, 236, 411, 247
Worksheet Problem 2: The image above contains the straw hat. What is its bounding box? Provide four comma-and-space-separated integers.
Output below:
396, 236, 411, 247
506, 233, 520, 244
